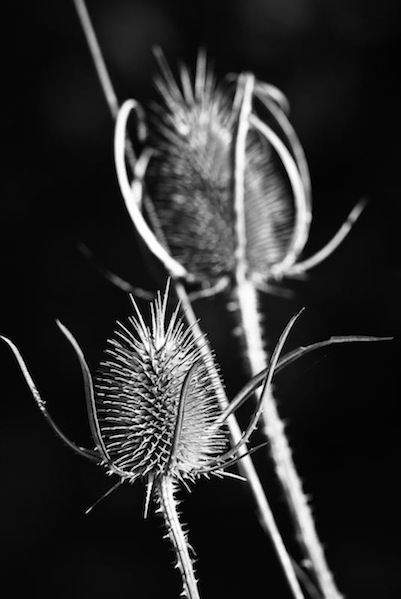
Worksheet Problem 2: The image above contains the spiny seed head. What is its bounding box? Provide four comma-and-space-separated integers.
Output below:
146, 52, 297, 285
95, 288, 228, 484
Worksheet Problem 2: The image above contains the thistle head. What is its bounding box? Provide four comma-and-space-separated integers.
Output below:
94, 284, 228, 485
143, 50, 310, 287
115, 50, 366, 295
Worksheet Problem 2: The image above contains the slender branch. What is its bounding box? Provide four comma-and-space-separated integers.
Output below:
73, 0, 119, 118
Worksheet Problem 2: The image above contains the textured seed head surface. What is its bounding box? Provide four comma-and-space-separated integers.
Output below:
146, 54, 296, 284
95, 291, 228, 483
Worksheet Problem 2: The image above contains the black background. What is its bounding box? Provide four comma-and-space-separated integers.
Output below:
1, 1, 400, 597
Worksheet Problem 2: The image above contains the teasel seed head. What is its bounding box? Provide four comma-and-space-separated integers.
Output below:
95, 284, 228, 485
115, 50, 366, 296
146, 51, 298, 286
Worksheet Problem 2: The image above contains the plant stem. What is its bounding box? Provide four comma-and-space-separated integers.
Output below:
156, 476, 200, 599
73, 0, 119, 118
231, 67, 342, 599
232, 277, 343, 599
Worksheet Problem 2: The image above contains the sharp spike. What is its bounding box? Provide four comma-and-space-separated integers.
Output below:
143, 474, 155, 519
85, 479, 123, 515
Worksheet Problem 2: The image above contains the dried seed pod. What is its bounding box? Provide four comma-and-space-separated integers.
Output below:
95, 288, 228, 485
114, 50, 364, 296
145, 51, 307, 288
1, 279, 388, 599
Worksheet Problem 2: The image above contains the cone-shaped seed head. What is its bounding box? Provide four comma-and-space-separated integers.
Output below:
146, 53, 296, 284
95, 290, 228, 483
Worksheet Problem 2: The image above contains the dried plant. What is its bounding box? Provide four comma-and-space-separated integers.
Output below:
68, 2, 387, 597
72, 2, 307, 596
0, 1, 392, 598
2, 288, 234, 599
112, 32, 364, 599
1, 284, 386, 598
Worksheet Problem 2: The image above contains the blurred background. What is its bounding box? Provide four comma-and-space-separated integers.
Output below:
1, 1, 400, 597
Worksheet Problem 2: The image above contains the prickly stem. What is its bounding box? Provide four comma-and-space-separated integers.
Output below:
232, 278, 343, 599
156, 476, 200, 599
261, 385, 343, 599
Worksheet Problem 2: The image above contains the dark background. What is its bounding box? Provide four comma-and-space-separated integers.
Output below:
1, 1, 400, 597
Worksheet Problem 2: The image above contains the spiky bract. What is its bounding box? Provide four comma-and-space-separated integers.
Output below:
95, 290, 228, 484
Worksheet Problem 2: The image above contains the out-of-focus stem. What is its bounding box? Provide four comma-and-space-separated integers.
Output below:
73, 0, 119, 118
232, 70, 342, 599
233, 275, 343, 599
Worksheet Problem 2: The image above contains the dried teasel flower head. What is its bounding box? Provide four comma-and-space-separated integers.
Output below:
1, 267, 390, 598
94, 283, 229, 486
115, 50, 366, 296
1, 279, 265, 599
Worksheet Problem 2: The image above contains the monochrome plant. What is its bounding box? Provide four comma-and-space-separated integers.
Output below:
1, 283, 385, 598
0, 1, 392, 598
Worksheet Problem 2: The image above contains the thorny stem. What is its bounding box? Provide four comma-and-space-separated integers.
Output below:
72, 3, 305, 597
262, 387, 343, 599
232, 277, 343, 599
233, 77, 343, 599
231, 81, 312, 598
156, 477, 200, 599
